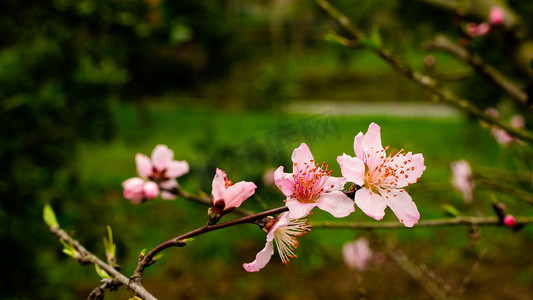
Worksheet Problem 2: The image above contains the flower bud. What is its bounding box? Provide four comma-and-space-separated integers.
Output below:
143, 181, 160, 199
504, 215, 515, 227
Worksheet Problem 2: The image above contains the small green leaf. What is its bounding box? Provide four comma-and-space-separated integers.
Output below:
94, 264, 111, 279
43, 203, 59, 229
103, 225, 116, 261
153, 253, 164, 262
370, 26, 383, 49
60, 239, 78, 259
442, 204, 460, 217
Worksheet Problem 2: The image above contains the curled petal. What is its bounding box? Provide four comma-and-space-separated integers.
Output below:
354, 188, 387, 220
135, 154, 152, 178
286, 199, 316, 219
243, 240, 274, 272
211, 168, 227, 201
274, 166, 295, 197
383, 189, 420, 227
223, 181, 257, 209
166, 160, 190, 178
291, 143, 314, 171
316, 191, 355, 218
151, 145, 174, 169
355, 123, 383, 158
337, 154, 365, 186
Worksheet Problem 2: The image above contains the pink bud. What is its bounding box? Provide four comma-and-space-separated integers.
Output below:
122, 177, 145, 204
477, 22, 490, 35
504, 215, 515, 227
143, 181, 160, 199
489, 6, 504, 25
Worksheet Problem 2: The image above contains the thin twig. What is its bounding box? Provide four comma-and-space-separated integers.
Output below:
424, 35, 528, 104
133, 206, 288, 279
51, 227, 157, 300
315, 0, 533, 144
311, 215, 533, 229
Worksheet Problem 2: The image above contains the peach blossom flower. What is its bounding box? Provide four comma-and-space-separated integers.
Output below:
337, 123, 425, 227
275, 143, 354, 219
135, 144, 189, 199
342, 238, 373, 271
209, 168, 257, 224
243, 212, 310, 272
451, 160, 474, 203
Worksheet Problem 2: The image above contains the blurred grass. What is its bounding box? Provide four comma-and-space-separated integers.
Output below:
57, 101, 533, 299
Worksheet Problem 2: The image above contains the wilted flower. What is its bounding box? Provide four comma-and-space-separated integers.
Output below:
337, 123, 426, 227
243, 212, 311, 272
451, 160, 474, 203
342, 238, 373, 271
274, 143, 355, 219
209, 168, 257, 224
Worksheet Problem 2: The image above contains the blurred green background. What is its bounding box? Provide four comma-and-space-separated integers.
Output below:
2, 0, 533, 299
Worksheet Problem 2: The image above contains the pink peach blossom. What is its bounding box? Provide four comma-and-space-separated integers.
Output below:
243, 212, 310, 272
135, 144, 189, 199
489, 6, 505, 25
275, 143, 355, 219
451, 160, 474, 203
337, 123, 425, 227
209, 168, 257, 224
342, 238, 373, 271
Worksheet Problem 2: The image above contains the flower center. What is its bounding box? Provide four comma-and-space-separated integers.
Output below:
273, 218, 311, 265
292, 161, 332, 203
364, 146, 414, 193
149, 167, 169, 183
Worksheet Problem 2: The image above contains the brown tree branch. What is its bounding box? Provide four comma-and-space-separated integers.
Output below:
315, 0, 533, 144
50, 227, 157, 300
424, 35, 528, 104
311, 215, 533, 229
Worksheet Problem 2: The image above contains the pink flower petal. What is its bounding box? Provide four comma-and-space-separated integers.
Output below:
324, 175, 348, 191
211, 168, 227, 200
274, 166, 295, 197
291, 143, 314, 171
151, 144, 174, 169
160, 179, 178, 200
353, 132, 365, 159
223, 181, 257, 209
243, 240, 274, 272
382, 189, 420, 227
166, 160, 190, 178
286, 199, 316, 219
362, 123, 383, 152
337, 154, 365, 186
489, 6, 504, 25
135, 153, 153, 178
315, 191, 355, 218
354, 188, 387, 220
390, 152, 426, 187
